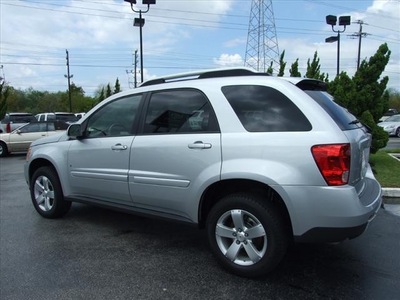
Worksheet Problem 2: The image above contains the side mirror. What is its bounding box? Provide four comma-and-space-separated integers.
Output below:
68, 123, 83, 139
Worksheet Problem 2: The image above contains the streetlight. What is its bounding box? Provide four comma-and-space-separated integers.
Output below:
125, 0, 156, 83
325, 15, 351, 77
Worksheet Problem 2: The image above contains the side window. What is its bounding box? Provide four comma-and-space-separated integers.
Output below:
20, 123, 44, 133
222, 85, 312, 132
47, 123, 55, 131
85, 94, 142, 138
143, 89, 219, 134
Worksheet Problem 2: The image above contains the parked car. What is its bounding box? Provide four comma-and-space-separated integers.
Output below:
378, 114, 400, 137
379, 108, 399, 122
0, 112, 36, 133
75, 112, 86, 119
24, 68, 382, 277
36, 112, 79, 124
0, 121, 65, 157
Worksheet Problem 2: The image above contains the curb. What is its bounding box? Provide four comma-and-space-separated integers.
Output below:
382, 188, 400, 198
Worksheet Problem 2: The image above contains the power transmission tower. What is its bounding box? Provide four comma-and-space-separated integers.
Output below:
349, 20, 369, 71
244, 0, 280, 73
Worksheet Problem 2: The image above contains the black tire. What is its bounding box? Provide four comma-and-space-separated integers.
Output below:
30, 166, 71, 218
206, 193, 289, 278
396, 127, 400, 138
0, 141, 8, 157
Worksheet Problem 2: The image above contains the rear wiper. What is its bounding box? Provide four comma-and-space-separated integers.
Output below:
349, 119, 372, 133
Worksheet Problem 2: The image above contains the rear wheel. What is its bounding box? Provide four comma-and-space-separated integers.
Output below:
396, 127, 400, 138
206, 193, 289, 277
30, 166, 71, 218
0, 141, 8, 157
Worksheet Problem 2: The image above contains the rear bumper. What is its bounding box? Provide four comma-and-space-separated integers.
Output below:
278, 174, 382, 243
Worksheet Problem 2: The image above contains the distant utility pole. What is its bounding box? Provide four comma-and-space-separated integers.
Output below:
64, 49, 73, 112
349, 20, 369, 71
126, 50, 139, 89
134, 49, 138, 88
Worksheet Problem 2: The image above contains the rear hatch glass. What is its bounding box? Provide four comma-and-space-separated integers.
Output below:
298, 81, 371, 193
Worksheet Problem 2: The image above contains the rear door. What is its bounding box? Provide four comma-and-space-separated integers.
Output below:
129, 89, 221, 220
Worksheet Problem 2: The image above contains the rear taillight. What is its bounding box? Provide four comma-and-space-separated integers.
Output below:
6, 122, 11, 133
311, 144, 351, 186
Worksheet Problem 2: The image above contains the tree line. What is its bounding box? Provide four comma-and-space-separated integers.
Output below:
1, 43, 399, 152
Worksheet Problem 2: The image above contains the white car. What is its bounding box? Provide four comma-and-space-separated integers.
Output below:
0, 121, 65, 157
378, 114, 400, 137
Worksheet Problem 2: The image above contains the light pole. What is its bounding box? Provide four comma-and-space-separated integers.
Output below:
325, 15, 351, 77
124, 0, 156, 83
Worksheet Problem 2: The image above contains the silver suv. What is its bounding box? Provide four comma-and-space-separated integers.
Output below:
24, 68, 382, 277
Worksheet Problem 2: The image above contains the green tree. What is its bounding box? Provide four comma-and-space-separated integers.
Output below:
289, 58, 301, 77
305, 51, 328, 81
388, 89, 400, 111
106, 84, 112, 98
328, 43, 391, 153
266, 61, 274, 75
114, 78, 121, 94
352, 43, 391, 122
277, 51, 286, 77
0, 82, 9, 120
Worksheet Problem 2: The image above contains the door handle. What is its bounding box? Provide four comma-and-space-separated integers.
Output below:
188, 141, 212, 149
111, 144, 128, 151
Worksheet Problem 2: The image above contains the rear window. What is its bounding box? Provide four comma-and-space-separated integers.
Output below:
56, 114, 78, 122
221, 85, 311, 132
304, 91, 362, 130
1, 114, 36, 123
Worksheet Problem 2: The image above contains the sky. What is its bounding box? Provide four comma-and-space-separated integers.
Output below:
0, 0, 399, 99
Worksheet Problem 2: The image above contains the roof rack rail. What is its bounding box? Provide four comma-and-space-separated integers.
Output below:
140, 67, 270, 87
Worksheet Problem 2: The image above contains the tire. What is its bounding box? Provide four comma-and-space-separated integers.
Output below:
0, 141, 8, 157
206, 193, 289, 278
396, 127, 400, 138
30, 166, 71, 218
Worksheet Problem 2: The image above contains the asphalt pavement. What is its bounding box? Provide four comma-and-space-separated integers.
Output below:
1, 154, 400, 300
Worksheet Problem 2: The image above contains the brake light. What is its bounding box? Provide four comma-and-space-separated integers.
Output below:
311, 144, 350, 186
6, 122, 11, 133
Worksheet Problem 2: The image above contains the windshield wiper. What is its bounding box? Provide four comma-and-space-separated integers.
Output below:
349, 119, 360, 125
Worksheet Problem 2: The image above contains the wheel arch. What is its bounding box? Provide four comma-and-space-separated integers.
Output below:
198, 179, 293, 236
28, 158, 58, 185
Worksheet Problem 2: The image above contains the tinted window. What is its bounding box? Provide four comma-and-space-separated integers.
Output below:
55, 113, 77, 122
222, 85, 311, 132
143, 89, 219, 134
304, 91, 362, 130
85, 95, 142, 138
385, 114, 400, 122
19, 122, 47, 133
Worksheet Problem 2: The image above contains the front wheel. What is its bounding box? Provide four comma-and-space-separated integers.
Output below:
396, 127, 400, 138
30, 166, 71, 218
206, 193, 289, 277
0, 141, 8, 157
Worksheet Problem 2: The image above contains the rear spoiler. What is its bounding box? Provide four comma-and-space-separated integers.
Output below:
295, 79, 327, 91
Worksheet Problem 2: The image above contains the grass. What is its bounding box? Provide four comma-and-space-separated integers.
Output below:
369, 148, 400, 188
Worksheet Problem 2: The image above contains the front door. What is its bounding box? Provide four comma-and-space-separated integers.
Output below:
68, 94, 143, 206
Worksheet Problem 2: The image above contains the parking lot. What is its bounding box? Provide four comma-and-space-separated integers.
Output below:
1, 154, 400, 300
